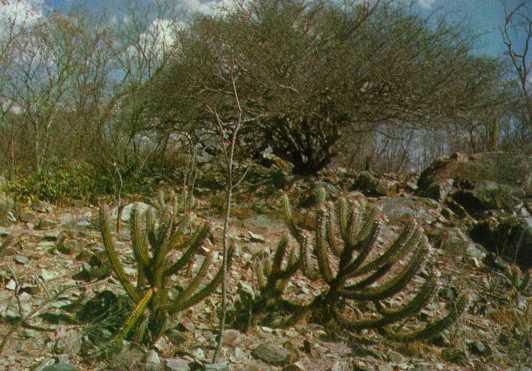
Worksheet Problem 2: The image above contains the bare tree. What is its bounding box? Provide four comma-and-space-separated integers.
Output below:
502, 1, 531, 128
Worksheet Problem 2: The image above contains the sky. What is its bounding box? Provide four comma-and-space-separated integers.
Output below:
1, 0, 530, 62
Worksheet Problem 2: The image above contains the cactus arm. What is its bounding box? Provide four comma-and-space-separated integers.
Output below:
112, 288, 153, 343
325, 203, 343, 257
334, 276, 435, 330
171, 245, 234, 313
339, 246, 426, 301
337, 197, 350, 242
345, 263, 393, 291
171, 252, 213, 310
99, 207, 141, 302
348, 224, 420, 277
154, 229, 183, 273
315, 208, 334, 283
165, 224, 209, 276
377, 294, 468, 342
339, 219, 382, 278
131, 207, 150, 267
300, 232, 319, 280
354, 207, 378, 245
131, 208, 151, 287
282, 194, 304, 245
272, 235, 289, 275
256, 260, 267, 289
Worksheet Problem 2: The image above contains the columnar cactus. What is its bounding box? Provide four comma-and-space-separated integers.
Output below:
99, 203, 232, 344
248, 189, 466, 341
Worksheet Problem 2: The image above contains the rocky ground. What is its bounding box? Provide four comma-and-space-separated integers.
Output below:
0, 152, 530, 370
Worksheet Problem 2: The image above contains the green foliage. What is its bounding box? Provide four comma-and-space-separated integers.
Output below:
0, 193, 16, 224
237, 188, 466, 342
98, 192, 233, 344
6, 162, 96, 203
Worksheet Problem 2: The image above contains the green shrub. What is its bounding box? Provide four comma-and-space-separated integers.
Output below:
6, 162, 96, 203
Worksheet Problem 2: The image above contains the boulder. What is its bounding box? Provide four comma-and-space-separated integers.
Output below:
470, 216, 531, 270
422, 178, 454, 202
451, 180, 523, 215
352, 171, 398, 197
418, 152, 531, 196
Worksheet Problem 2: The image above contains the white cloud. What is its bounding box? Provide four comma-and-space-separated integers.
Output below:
180, 0, 238, 16
127, 18, 186, 62
416, 0, 436, 8
0, 0, 44, 28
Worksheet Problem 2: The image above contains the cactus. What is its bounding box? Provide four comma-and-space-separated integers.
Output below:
98, 203, 232, 344
246, 189, 466, 342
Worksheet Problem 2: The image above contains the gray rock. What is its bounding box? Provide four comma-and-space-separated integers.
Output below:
14, 254, 29, 265
113, 202, 154, 222
59, 212, 93, 228
423, 178, 454, 202
441, 348, 466, 364
467, 340, 490, 355
41, 362, 77, 371
470, 216, 532, 270
222, 329, 241, 347
54, 329, 82, 355
352, 171, 397, 197
146, 350, 162, 371
204, 363, 229, 371
452, 180, 523, 214
252, 343, 290, 366
35, 218, 58, 230
465, 244, 487, 259
35, 359, 56, 371
164, 358, 191, 371
43, 231, 62, 241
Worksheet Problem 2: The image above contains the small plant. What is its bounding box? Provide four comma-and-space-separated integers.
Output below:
98, 203, 232, 345
6, 162, 96, 203
0, 193, 16, 225
238, 188, 466, 342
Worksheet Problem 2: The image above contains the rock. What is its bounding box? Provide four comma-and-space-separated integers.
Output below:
441, 348, 466, 364
222, 329, 241, 347
54, 330, 82, 355
41, 362, 77, 371
0, 227, 9, 237
418, 152, 530, 194
113, 202, 154, 222
59, 212, 92, 228
387, 350, 404, 363
57, 240, 78, 255
35, 218, 58, 230
35, 358, 56, 371
422, 178, 454, 202
146, 350, 162, 371
43, 231, 62, 241
247, 231, 266, 243
467, 340, 490, 356
352, 171, 397, 196
204, 363, 229, 371
470, 216, 531, 270
164, 358, 191, 371
283, 362, 306, 371
452, 180, 523, 215
40, 269, 60, 282
14, 254, 29, 265
252, 343, 290, 366
377, 196, 437, 224
465, 244, 487, 259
